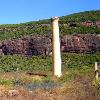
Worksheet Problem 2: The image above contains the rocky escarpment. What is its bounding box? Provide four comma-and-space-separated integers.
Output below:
61, 34, 100, 53
0, 34, 100, 56
0, 36, 52, 56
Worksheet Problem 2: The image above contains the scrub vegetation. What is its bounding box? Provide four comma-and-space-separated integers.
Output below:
0, 10, 100, 100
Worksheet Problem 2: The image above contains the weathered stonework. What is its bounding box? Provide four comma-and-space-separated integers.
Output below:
51, 17, 62, 77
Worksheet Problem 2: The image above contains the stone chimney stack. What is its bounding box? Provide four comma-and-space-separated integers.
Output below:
51, 17, 62, 77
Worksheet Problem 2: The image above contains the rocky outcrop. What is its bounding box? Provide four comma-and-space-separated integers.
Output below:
61, 34, 100, 53
29, 36, 52, 55
0, 34, 99, 56
82, 21, 100, 27
0, 36, 52, 56
82, 21, 94, 27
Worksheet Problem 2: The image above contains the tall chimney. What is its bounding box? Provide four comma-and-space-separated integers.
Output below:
51, 17, 62, 77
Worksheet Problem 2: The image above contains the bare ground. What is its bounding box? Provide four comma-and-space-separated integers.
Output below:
0, 75, 100, 100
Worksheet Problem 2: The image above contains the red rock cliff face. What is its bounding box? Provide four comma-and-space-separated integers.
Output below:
0, 34, 100, 56
0, 36, 52, 56
61, 34, 100, 53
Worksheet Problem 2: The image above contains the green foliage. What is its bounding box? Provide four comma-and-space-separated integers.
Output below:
0, 55, 52, 72
0, 53, 99, 86
59, 66, 92, 83
62, 53, 100, 69
0, 78, 12, 86
12, 77, 33, 85
0, 53, 100, 73
42, 76, 53, 83
60, 10, 100, 23
0, 10, 99, 40
92, 78, 100, 90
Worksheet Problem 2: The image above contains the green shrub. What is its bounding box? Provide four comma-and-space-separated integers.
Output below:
0, 53, 100, 73
0, 78, 12, 86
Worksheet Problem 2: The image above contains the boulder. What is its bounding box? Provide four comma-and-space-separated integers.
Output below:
7, 90, 19, 97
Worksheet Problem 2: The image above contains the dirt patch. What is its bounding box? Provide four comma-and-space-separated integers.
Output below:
0, 75, 100, 100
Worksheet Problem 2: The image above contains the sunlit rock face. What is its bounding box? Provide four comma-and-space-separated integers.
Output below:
61, 34, 100, 53
0, 34, 99, 56
0, 36, 52, 56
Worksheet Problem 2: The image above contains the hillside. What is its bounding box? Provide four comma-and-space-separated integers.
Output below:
0, 10, 100, 100
0, 10, 100, 40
